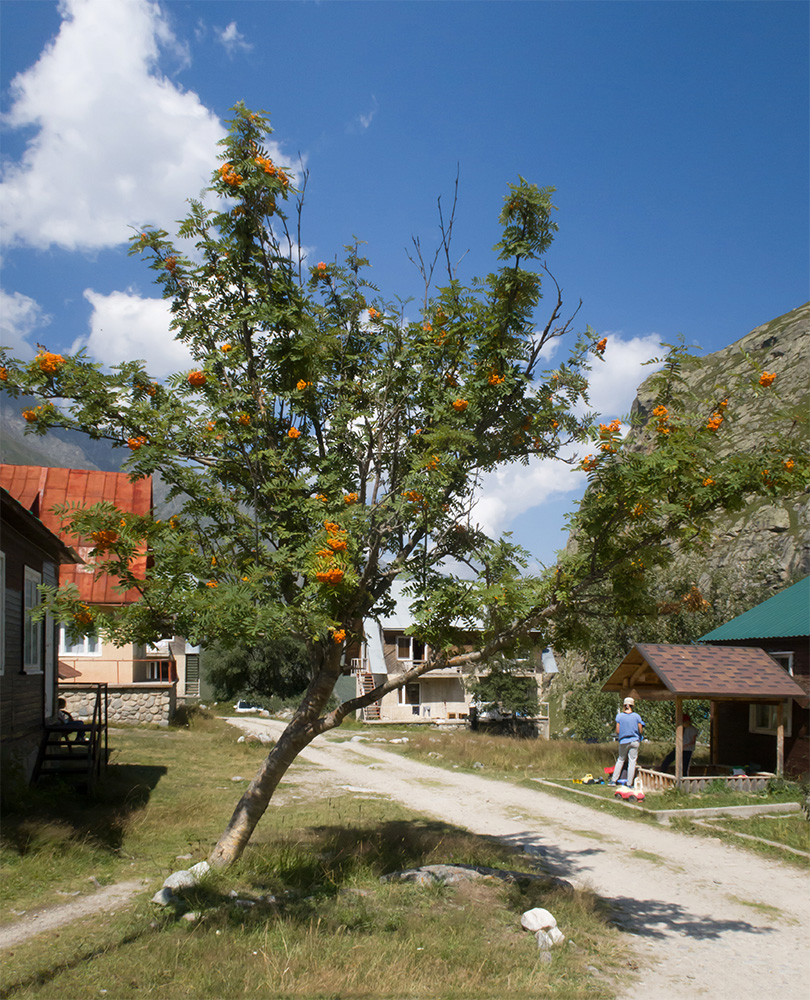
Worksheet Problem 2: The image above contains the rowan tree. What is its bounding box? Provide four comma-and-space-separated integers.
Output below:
1, 105, 805, 866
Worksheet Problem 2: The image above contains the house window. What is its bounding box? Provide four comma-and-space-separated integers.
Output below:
23, 567, 42, 672
749, 703, 792, 737
396, 636, 425, 662
769, 652, 794, 676
405, 683, 420, 705
60, 627, 101, 656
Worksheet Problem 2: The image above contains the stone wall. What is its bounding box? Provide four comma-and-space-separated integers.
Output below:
62, 683, 176, 726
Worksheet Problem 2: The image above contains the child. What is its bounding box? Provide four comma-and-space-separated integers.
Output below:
609, 697, 644, 787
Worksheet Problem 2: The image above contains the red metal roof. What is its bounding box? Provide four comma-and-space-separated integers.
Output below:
0, 465, 152, 605
602, 643, 806, 701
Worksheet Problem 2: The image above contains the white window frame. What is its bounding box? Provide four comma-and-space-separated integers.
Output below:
768, 651, 794, 676
749, 702, 793, 737
395, 635, 425, 663
59, 626, 102, 657
23, 566, 43, 673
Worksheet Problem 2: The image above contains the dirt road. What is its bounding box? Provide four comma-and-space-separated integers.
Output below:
231, 718, 809, 1000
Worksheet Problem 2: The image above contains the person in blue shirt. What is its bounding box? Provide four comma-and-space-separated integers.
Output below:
609, 697, 644, 786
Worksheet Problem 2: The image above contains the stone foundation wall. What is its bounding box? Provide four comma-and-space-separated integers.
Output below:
61, 683, 176, 726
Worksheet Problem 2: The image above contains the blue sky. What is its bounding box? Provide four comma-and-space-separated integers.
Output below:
1, 0, 807, 566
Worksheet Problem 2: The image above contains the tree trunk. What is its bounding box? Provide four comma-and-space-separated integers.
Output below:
208, 712, 319, 867
208, 658, 339, 868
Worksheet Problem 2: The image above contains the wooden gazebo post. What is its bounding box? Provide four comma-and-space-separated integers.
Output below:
674, 696, 684, 787
776, 701, 784, 777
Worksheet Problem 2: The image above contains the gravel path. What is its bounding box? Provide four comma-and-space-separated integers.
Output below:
231, 718, 809, 1000
0, 881, 144, 951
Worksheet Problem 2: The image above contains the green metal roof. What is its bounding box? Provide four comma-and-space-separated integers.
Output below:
699, 576, 810, 642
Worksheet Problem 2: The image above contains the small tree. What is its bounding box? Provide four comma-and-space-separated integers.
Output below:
205, 636, 311, 705
1, 105, 804, 866
467, 654, 541, 718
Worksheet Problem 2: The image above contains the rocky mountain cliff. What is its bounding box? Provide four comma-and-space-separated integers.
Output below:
629, 301, 809, 592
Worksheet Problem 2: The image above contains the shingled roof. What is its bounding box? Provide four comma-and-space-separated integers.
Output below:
698, 576, 809, 642
0, 465, 152, 605
601, 643, 806, 702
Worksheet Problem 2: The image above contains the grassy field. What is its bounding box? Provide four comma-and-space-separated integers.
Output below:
0, 715, 630, 1000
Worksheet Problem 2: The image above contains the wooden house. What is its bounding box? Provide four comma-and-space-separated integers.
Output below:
0, 486, 81, 779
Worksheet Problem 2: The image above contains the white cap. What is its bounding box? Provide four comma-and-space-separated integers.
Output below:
623, 697, 635, 706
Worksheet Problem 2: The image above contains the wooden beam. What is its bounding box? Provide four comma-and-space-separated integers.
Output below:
629, 661, 650, 687
675, 696, 684, 787
776, 701, 784, 777
710, 700, 718, 766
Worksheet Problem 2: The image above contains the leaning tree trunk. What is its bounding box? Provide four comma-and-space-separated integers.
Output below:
208, 660, 339, 867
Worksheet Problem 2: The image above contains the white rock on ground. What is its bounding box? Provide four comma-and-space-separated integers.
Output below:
521, 907, 557, 932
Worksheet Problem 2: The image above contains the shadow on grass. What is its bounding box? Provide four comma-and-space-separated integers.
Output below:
1, 763, 167, 855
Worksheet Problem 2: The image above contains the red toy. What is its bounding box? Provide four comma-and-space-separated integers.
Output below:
613, 786, 645, 802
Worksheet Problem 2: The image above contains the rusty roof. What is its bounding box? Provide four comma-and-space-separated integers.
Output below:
601, 643, 806, 702
0, 464, 152, 605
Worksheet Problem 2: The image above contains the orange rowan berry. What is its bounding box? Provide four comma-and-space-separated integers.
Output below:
343, 493, 358, 505
452, 398, 468, 412
287, 427, 301, 439
595, 337, 607, 353
332, 629, 346, 643
127, 436, 147, 450
90, 529, 119, 550
759, 371, 776, 387
220, 343, 232, 352
187, 370, 207, 387
37, 351, 65, 375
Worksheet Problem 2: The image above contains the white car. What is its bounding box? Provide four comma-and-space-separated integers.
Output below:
233, 700, 263, 713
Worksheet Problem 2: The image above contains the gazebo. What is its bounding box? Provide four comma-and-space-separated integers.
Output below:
602, 643, 806, 790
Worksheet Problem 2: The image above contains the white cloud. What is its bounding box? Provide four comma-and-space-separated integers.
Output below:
473, 452, 584, 539
0, 289, 51, 357
348, 96, 379, 134
583, 333, 662, 418
215, 21, 252, 56
0, 0, 224, 251
74, 288, 191, 378
472, 332, 663, 538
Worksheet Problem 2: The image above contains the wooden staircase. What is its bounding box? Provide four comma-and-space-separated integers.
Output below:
33, 683, 109, 791
360, 672, 381, 721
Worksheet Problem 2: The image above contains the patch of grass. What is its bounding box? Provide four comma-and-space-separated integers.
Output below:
704, 814, 810, 853
0, 722, 628, 999
725, 895, 794, 922
669, 815, 810, 869
629, 849, 668, 867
